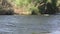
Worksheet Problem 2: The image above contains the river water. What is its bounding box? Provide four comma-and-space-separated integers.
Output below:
0, 15, 60, 34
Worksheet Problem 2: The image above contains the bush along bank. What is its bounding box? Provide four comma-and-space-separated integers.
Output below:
12, 0, 59, 15
0, 0, 60, 15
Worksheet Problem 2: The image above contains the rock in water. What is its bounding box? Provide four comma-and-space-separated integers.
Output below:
43, 14, 50, 16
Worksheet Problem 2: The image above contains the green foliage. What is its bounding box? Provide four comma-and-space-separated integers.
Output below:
13, 0, 40, 14
51, 0, 57, 7
14, 0, 31, 7
13, 0, 59, 15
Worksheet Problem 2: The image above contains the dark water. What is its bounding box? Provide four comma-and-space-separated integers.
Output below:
0, 15, 60, 34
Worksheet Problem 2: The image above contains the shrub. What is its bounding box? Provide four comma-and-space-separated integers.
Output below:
13, 0, 40, 15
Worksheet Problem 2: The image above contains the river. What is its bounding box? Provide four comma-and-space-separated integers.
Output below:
0, 15, 60, 34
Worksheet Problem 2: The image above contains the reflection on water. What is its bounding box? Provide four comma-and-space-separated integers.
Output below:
0, 15, 60, 34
